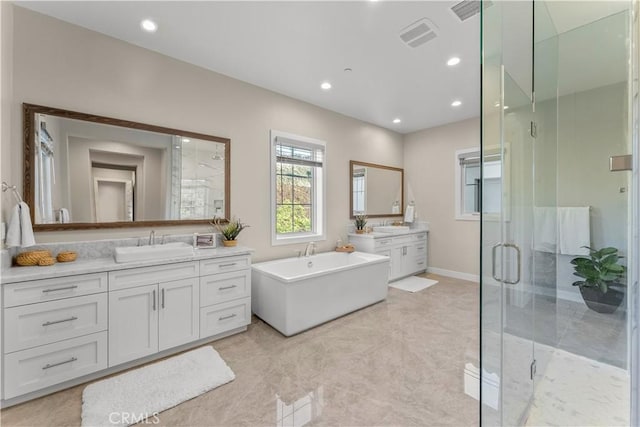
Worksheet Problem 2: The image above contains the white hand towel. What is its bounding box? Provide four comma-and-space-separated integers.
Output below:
5, 202, 36, 248
60, 208, 70, 223
533, 207, 556, 253
558, 207, 590, 256
404, 205, 415, 223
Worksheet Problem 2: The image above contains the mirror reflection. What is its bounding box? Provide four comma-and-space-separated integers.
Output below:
350, 160, 403, 218
25, 104, 230, 229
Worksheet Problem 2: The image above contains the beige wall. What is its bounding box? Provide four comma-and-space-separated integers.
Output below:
404, 118, 480, 276
3, 6, 404, 262
0, 2, 13, 227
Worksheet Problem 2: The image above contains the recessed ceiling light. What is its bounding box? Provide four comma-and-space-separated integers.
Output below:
344, 68, 352, 72
451, 100, 462, 107
503, 105, 509, 110
321, 82, 332, 90
182, 138, 190, 143
141, 19, 158, 33
393, 118, 402, 124
447, 57, 461, 66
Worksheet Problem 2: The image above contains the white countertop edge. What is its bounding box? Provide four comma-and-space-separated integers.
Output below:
347, 229, 429, 239
1, 246, 254, 284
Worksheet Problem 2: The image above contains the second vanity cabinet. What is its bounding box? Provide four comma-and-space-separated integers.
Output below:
349, 230, 428, 281
1, 250, 252, 405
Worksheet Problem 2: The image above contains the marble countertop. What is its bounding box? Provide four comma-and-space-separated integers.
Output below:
1, 245, 253, 284
347, 228, 429, 239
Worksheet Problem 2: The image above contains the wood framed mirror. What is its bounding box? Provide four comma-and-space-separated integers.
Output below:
23, 103, 230, 231
350, 160, 404, 219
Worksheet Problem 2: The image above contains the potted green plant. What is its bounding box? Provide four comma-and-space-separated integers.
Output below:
211, 217, 249, 247
354, 214, 367, 234
571, 246, 626, 313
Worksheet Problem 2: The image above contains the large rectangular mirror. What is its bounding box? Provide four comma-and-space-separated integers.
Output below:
350, 160, 403, 218
24, 104, 230, 231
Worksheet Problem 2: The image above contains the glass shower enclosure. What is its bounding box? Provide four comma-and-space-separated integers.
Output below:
481, 1, 637, 425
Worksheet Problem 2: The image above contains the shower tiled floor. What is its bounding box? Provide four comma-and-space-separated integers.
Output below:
525, 345, 629, 427
1, 274, 480, 427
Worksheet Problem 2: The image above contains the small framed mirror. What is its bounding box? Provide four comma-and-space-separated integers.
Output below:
24, 103, 230, 231
350, 160, 404, 219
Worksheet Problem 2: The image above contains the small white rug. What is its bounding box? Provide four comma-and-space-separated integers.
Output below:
81, 346, 235, 427
389, 276, 438, 293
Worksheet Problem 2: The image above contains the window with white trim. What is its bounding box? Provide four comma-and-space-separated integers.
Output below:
270, 130, 326, 245
455, 148, 501, 220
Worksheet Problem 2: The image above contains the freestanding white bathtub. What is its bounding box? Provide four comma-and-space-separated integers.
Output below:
251, 251, 390, 336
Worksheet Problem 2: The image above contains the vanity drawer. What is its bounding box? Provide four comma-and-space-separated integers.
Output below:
3, 273, 108, 308
374, 238, 393, 249
4, 293, 107, 353
414, 242, 427, 257
200, 297, 251, 338
392, 235, 414, 245
200, 270, 251, 307
200, 256, 251, 275
4, 331, 107, 399
109, 261, 199, 291
414, 232, 427, 241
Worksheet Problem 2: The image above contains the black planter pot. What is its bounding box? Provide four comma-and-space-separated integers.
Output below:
579, 285, 625, 314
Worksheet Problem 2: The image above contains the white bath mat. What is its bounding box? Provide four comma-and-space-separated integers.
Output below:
81, 346, 235, 427
389, 276, 438, 293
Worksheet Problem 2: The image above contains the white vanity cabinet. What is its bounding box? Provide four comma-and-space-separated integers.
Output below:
1, 248, 252, 406
108, 262, 200, 366
349, 230, 428, 282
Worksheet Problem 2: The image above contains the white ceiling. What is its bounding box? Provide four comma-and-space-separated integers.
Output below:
15, 1, 481, 134
14, 1, 630, 135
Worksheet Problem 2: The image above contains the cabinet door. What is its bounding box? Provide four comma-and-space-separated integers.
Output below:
158, 278, 200, 351
375, 249, 393, 281
403, 244, 420, 276
390, 246, 405, 281
108, 284, 158, 367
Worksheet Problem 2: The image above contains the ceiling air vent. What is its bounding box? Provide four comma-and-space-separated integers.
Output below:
399, 18, 438, 49
451, 0, 493, 21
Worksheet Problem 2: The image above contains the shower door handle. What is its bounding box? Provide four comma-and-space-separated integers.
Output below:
502, 243, 521, 285
491, 243, 521, 285
491, 243, 502, 282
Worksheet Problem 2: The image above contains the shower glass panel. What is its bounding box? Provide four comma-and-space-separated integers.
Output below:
481, 2, 536, 425
482, 1, 634, 425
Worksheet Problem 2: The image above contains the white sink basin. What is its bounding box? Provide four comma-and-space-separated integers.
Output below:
114, 242, 194, 263
372, 226, 411, 233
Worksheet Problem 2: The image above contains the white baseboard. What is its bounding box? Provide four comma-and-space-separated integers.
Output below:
427, 267, 479, 283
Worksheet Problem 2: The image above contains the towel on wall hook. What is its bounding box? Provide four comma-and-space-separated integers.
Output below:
404, 201, 415, 223
5, 202, 36, 248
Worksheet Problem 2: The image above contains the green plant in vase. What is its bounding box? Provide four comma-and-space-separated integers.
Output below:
571, 246, 626, 313
354, 214, 368, 234
211, 217, 249, 247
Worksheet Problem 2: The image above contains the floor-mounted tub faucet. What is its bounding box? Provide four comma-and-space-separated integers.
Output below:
304, 242, 316, 257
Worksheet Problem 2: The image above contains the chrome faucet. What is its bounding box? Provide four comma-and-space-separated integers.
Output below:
304, 242, 316, 257
149, 230, 156, 246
